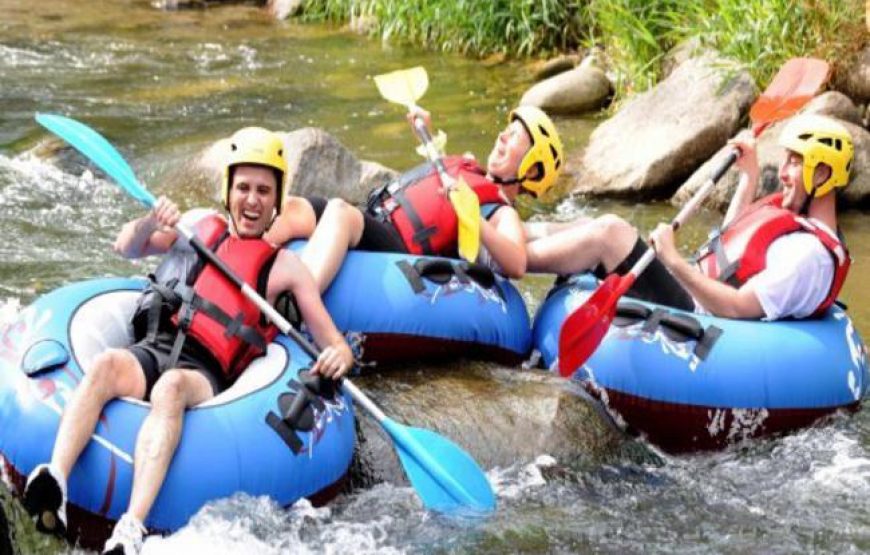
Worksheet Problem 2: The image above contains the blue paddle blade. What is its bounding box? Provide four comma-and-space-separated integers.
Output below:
34, 113, 156, 208
382, 418, 495, 514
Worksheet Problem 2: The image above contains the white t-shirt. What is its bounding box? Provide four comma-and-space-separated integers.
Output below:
745, 225, 836, 320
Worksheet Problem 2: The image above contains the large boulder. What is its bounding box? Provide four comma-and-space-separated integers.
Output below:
349, 363, 640, 490
564, 54, 756, 199
519, 61, 612, 115
672, 92, 870, 210
194, 127, 397, 205
834, 46, 870, 106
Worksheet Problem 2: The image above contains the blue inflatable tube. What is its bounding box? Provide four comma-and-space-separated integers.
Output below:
288, 241, 532, 366
0, 278, 355, 548
532, 275, 869, 452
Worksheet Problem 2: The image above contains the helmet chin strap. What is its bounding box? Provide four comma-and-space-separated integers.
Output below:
799, 184, 816, 216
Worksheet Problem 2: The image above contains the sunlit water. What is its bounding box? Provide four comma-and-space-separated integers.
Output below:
1, 1, 868, 553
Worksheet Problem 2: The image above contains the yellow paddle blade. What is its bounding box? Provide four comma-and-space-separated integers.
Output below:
450, 177, 480, 262
374, 66, 429, 108
416, 129, 447, 158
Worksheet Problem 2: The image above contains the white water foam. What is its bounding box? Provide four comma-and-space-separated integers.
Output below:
489, 455, 556, 500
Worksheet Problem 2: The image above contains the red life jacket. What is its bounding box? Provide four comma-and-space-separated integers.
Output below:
367, 156, 509, 256
695, 193, 850, 316
169, 215, 279, 381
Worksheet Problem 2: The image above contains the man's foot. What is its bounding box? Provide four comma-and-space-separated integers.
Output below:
102, 513, 147, 555
22, 463, 67, 537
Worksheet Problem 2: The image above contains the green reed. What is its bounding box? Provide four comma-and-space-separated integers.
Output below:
301, 0, 865, 101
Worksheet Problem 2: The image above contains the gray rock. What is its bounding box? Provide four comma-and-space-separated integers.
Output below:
267, 0, 304, 19
662, 37, 703, 78
532, 54, 581, 82
194, 127, 391, 206
834, 46, 870, 105
672, 96, 870, 211
349, 362, 637, 489
520, 64, 612, 115
565, 54, 756, 199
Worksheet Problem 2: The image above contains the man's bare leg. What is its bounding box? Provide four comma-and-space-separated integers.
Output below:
526, 214, 639, 275
301, 199, 365, 293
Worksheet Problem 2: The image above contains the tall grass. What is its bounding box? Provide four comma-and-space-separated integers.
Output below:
301, 0, 866, 101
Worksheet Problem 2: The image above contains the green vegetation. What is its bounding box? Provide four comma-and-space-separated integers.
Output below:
301, 0, 865, 100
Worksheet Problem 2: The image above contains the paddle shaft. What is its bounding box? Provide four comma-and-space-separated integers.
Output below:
410, 110, 455, 188
176, 224, 389, 423
624, 122, 771, 285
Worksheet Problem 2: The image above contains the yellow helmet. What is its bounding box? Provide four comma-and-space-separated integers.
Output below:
778, 114, 853, 198
509, 105, 564, 197
222, 127, 288, 213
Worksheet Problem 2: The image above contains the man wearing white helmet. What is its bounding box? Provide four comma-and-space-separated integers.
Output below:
23, 127, 354, 555
265, 105, 565, 288
529, 113, 854, 320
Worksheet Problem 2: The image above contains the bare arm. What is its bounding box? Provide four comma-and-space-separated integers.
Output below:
114, 196, 180, 258
263, 196, 319, 247
481, 206, 527, 279
652, 223, 763, 319
268, 250, 354, 379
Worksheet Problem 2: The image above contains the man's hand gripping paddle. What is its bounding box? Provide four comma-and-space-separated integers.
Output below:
557, 57, 832, 378
374, 66, 481, 262
35, 113, 496, 516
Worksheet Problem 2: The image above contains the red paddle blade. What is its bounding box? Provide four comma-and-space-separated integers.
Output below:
749, 58, 830, 126
558, 274, 623, 377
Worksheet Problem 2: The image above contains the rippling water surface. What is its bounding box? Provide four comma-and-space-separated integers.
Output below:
1, 1, 868, 553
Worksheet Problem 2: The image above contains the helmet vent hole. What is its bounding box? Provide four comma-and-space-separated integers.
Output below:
798, 133, 812, 141
278, 149, 283, 156
538, 124, 550, 138
834, 139, 841, 150
819, 137, 833, 147
231, 144, 238, 151
549, 144, 559, 162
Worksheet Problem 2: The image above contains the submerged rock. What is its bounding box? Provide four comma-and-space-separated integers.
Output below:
348, 362, 636, 489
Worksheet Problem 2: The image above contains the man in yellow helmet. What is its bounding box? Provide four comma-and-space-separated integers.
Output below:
532, 113, 854, 320
264, 105, 564, 289
23, 127, 354, 555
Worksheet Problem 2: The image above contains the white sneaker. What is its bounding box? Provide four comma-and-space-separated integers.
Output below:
102, 513, 147, 555
23, 463, 67, 537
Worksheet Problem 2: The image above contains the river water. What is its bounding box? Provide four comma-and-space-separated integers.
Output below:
1, 1, 869, 553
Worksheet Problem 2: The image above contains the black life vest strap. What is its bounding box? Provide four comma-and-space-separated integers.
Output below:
392, 189, 437, 254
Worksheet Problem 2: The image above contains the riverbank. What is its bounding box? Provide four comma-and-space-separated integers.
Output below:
297, 0, 866, 102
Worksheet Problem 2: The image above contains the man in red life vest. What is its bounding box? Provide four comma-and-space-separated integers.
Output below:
23, 127, 354, 555
525, 114, 853, 320
264, 105, 564, 290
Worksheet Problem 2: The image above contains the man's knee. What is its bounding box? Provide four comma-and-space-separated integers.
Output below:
86, 349, 138, 399
149, 371, 188, 414
594, 214, 633, 238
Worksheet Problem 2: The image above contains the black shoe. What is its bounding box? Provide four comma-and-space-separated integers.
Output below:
22, 464, 67, 537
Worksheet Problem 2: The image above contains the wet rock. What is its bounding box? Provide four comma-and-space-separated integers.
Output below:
565, 54, 756, 199
530, 54, 581, 82
195, 128, 393, 205
519, 64, 612, 115
348, 362, 634, 489
834, 46, 870, 106
672, 94, 870, 211
267, 0, 303, 20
